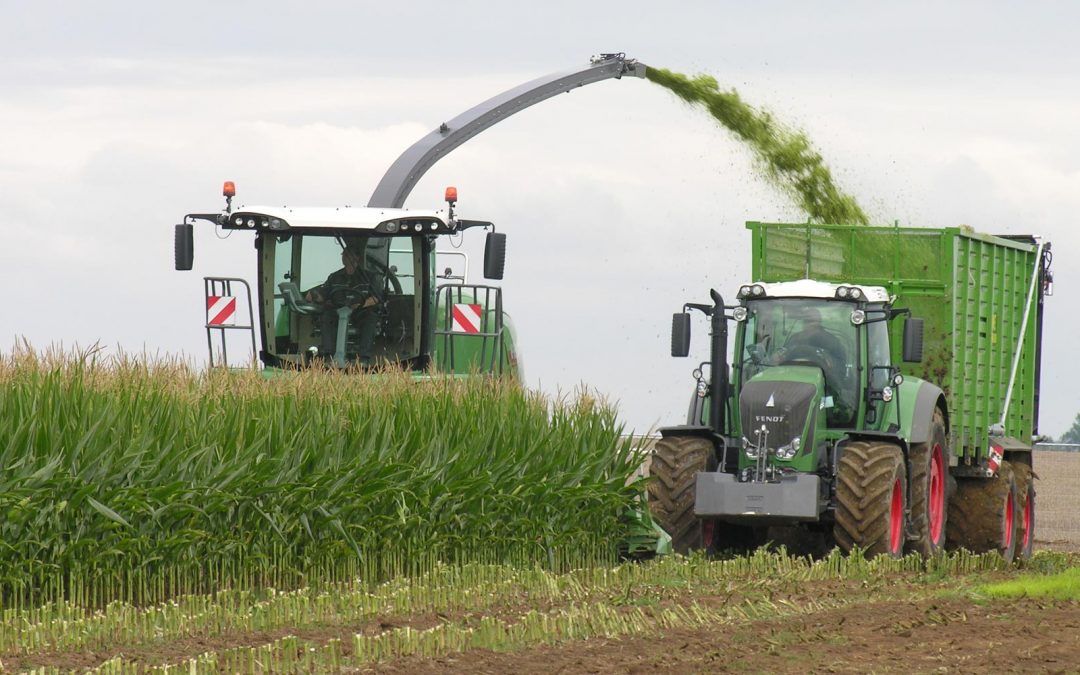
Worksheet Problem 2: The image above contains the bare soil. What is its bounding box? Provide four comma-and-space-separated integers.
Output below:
372, 596, 1080, 674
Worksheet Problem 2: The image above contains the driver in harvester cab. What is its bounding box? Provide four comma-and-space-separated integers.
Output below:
305, 242, 381, 363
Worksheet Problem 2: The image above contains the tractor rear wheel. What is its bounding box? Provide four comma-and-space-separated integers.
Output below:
907, 408, 948, 557
946, 461, 1018, 563
647, 436, 714, 554
834, 441, 907, 558
1013, 461, 1035, 560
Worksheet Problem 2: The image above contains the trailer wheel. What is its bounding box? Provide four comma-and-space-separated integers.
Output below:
946, 461, 1018, 563
1013, 462, 1035, 560
647, 436, 714, 554
907, 408, 948, 557
834, 441, 907, 558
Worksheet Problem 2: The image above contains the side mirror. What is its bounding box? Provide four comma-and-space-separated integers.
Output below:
175, 224, 193, 271
671, 313, 691, 357
903, 317, 924, 362
483, 232, 506, 280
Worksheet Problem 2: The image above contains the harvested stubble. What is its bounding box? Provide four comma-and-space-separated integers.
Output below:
7, 549, 1066, 673
0, 349, 642, 606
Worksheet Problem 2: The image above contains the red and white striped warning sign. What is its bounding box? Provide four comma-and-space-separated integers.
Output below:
451, 303, 482, 334
207, 295, 237, 326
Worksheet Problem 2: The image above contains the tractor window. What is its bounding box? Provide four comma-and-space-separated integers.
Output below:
740, 299, 857, 425
867, 318, 891, 390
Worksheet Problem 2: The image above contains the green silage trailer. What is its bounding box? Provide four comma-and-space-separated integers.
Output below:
648, 222, 1053, 561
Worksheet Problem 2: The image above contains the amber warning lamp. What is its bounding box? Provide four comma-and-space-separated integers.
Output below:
222, 180, 236, 214
445, 186, 458, 220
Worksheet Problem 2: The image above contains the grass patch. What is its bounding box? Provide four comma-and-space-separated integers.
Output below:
980, 566, 1080, 601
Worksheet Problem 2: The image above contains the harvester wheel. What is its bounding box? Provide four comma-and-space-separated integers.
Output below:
834, 441, 906, 558
907, 408, 948, 557
946, 461, 1018, 563
1013, 461, 1035, 560
647, 436, 714, 554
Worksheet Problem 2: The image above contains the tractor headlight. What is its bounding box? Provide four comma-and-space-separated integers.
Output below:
738, 285, 752, 299
751, 284, 766, 297
882, 386, 894, 403
732, 306, 748, 322
836, 286, 850, 298
775, 436, 802, 460
851, 309, 866, 325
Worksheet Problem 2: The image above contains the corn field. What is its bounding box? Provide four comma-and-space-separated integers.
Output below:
0, 348, 645, 606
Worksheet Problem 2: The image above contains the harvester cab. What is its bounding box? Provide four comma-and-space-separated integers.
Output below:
175, 183, 517, 375
651, 222, 1053, 562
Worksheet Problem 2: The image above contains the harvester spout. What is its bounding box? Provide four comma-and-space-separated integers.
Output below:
368, 53, 647, 209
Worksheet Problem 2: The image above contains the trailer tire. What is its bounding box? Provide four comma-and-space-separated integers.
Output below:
647, 436, 714, 554
907, 408, 948, 557
834, 441, 907, 558
946, 461, 1018, 563
1013, 462, 1035, 560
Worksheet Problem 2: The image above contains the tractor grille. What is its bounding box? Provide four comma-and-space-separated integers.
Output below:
740, 380, 815, 451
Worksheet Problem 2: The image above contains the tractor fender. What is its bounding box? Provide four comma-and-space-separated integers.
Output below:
906, 381, 948, 445
657, 426, 735, 473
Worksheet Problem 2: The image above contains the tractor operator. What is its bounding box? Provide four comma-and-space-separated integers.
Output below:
305, 244, 381, 364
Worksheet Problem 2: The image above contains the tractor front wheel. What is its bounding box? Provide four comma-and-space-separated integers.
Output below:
647, 436, 714, 554
834, 441, 907, 558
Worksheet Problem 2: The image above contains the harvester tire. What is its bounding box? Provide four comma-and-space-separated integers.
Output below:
1013, 461, 1035, 560
834, 441, 907, 558
647, 436, 714, 554
946, 461, 1018, 563
907, 408, 948, 557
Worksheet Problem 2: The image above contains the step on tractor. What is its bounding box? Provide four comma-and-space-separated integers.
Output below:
649, 222, 1053, 560
172, 53, 644, 376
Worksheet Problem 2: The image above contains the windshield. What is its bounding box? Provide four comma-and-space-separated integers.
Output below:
739, 298, 858, 425
265, 233, 423, 367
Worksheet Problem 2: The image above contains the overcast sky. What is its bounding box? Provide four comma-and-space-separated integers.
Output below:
2, 1, 1078, 438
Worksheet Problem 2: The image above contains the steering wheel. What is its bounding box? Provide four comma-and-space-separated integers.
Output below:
325, 283, 377, 308
778, 343, 835, 368
363, 255, 403, 296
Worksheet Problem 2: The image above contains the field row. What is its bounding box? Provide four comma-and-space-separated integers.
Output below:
4, 549, 1062, 673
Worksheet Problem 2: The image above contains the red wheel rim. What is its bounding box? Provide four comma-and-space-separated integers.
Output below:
702, 520, 716, 550
929, 444, 945, 544
1004, 491, 1014, 550
889, 478, 904, 555
1023, 489, 1034, 549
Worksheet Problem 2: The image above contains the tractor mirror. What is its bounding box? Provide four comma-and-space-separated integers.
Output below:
175, 224, 194, 271
903, 317, 924, 362
483, 232, 506, 280
671, 313, 692, 357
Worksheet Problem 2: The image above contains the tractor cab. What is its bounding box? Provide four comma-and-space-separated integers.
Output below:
175, 184, 518, 376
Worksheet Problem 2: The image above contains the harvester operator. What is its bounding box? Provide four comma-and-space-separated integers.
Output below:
305, 244, 381, 363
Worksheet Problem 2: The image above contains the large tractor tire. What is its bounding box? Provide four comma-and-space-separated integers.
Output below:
907, 408, 948, 557
1013, 461, 1035, 560
834, 441, 907, 558
647, 436, 713, 554
946, 461, 1018, 563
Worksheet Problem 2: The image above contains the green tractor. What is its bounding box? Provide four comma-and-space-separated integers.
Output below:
649, 222, 1052, 559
